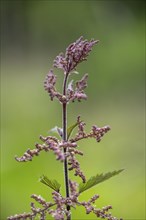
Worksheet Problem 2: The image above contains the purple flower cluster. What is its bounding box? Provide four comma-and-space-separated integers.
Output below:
44, 37, 97, 103
7, 213, 32, 220
49, 191, 70, 220
53, 36, 99, 74
15, 115, 110, 184
67, 74, 88, 102
15, 135, 64, 162
8, 181, 122, 220
7, 194, 53, 220
44, 71, 88, 103
70, 116, 111, 143
68, 153, 86, 183
31, 194, 53, 208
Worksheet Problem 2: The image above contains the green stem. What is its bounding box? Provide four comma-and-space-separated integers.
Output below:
62, 72, 71, 220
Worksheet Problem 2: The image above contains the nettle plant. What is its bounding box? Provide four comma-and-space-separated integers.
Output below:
8, 37, 123, 220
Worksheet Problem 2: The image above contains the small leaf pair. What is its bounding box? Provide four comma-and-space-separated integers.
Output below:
40, 169, 124, 194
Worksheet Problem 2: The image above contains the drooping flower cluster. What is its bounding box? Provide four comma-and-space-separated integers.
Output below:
15, 135, 64, 162
8, 181, 122, 220
53, 36, 99, 74
15, 116, 110, 183
7, 194, 53, 220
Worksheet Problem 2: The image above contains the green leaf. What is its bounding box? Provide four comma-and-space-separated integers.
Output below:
79, 169, 124, 194
67, 122, 79, 140
39, 175, 61, 192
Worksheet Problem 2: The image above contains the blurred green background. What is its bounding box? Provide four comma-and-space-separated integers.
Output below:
1, 0, 145, 219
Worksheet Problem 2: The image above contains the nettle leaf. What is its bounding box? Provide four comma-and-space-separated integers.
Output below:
67, 122, 78, 140
39, 175, 61, 192
79, 169, 124, 194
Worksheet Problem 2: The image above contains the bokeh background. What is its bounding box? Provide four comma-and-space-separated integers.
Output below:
1, 0, 145, 219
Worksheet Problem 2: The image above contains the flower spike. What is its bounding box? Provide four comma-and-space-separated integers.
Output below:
54, 36, 99, 73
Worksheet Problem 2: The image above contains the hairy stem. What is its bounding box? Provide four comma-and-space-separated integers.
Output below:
62, 72, 71, 220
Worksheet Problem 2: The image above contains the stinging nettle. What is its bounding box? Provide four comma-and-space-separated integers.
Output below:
8, 36, 123, 220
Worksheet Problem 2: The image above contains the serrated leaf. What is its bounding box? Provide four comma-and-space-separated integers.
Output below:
67, 122, 78, 140
79, 169, 124, 194
39, 175, 61, 192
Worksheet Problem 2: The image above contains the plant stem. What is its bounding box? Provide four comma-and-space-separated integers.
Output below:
62, 73, 71, 220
